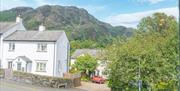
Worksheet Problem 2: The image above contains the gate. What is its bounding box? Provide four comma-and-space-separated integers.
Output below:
4, 69, 13, 79
63, 72, 81, 87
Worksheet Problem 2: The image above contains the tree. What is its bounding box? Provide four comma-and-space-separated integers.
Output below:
73, 54, 98, 77
106, 13, 178, 91
137, 13, 177, 32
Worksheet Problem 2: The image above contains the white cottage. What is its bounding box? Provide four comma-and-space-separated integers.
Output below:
0, 16, 26, 68
1, 16, 70, 77
71, 49, 108, 79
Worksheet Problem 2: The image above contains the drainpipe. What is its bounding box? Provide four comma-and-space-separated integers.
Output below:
26, 63, 27, 72
53, 42, 55, 77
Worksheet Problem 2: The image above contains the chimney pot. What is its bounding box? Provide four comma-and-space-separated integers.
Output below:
39, 24, 46, 31
16, 15, 22, 23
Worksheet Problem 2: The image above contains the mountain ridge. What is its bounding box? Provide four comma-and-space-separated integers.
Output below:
0, 5, 133, 47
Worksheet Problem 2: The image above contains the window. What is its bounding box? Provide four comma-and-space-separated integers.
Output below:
8, 61, 12, 69
17, 63, 21, 71
9, 43, 15, 51
36, 62, 46, 72
37, 43, 47, 52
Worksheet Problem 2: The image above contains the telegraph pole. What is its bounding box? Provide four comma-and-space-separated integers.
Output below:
178, 0, 180, 90
138, 58, 141, 91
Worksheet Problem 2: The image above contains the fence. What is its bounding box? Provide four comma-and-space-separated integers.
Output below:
63, 72, 81, 87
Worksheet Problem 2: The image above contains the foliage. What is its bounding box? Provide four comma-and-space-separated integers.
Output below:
73, 54, 98, 77
81, 76, 91, 82
0, 11, 16, 21
137, 13, 177, 32
25, 19, 41, 29
106, 13, 178, 90
70, 38, 114, 54
70, 40, 98, 54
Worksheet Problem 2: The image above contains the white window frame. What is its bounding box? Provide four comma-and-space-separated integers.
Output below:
8, 61, 13, 69
17, 62, 22, 71
37, 43, 47, 52
8, 43, 15, 51
7, 59, 13, 69
36, 61, 47, 72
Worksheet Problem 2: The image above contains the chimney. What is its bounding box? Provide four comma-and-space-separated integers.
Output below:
39, 24, 46, 31
16, 15, 22, 23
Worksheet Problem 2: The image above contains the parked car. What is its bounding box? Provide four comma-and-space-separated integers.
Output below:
91, 76, 105, 84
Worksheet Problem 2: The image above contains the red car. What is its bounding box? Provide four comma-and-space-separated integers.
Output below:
91, 76, 105, 84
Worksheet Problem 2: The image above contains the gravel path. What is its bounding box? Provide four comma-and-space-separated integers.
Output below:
76, 82, 111, 91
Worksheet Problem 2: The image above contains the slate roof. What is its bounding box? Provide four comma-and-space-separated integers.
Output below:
71, 49, 104, 59
0, 22, 17, 34
4, 30, 64, 42
13, 56, 32, 62
17, 56, 32, 62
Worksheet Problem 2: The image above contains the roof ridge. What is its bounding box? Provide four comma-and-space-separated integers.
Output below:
0, 22, 18, 33
4, 30, 65, 42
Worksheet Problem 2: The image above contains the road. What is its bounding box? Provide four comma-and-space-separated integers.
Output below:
0, 80, 110, 91
0, 80, 85, 91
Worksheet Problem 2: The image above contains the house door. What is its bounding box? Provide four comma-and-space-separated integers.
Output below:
17, 63, 21, 71
8, 62, 12, 69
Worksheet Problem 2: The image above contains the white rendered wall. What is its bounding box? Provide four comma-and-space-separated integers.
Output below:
2, 41, 56, 76
0, 35, 2, 67
0, 22, 26, 68
55, 32, 70, 77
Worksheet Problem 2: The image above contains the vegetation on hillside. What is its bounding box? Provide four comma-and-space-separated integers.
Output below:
106, 13, 179, 90
0, 11, 16, 21
0, 5, 134, 52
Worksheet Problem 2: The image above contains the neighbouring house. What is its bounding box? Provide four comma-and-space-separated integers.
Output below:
1, 16, 70, 77
71, 49, 108, 79
0, 16, 26, 68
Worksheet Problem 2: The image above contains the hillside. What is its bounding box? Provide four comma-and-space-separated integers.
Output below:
0, 5, 133, 49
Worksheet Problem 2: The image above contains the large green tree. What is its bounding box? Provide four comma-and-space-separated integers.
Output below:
73, 54, 98, 77
107, 13, 178, 91
137, 13, 177, 32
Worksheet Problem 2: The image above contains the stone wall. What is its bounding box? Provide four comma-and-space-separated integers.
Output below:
0, 69, 80, 88
12, 71, 74, 88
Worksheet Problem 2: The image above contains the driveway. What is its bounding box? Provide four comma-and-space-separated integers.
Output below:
76, 82, 111, 91
0, 79, 85, 91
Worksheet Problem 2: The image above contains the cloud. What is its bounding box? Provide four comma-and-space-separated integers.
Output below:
0, 0, 57, 11
77, 5, 106, 14
104, 7, 178, 28
33, 0, 57, 6
0, 0, 30, 11
136, 0, 165, 4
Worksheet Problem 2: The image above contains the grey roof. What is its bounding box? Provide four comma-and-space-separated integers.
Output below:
4, 30, 64, 42
0, 22, 17, 34
71, 49, 103, 59
16, 56, 32, 62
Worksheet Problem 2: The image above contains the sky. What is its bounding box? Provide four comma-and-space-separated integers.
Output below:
0, 0, 179, 28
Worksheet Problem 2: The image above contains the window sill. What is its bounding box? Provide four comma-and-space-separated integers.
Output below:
8, 50, 15, 52
36, 51, 47, 52
36, 70, 46, 72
